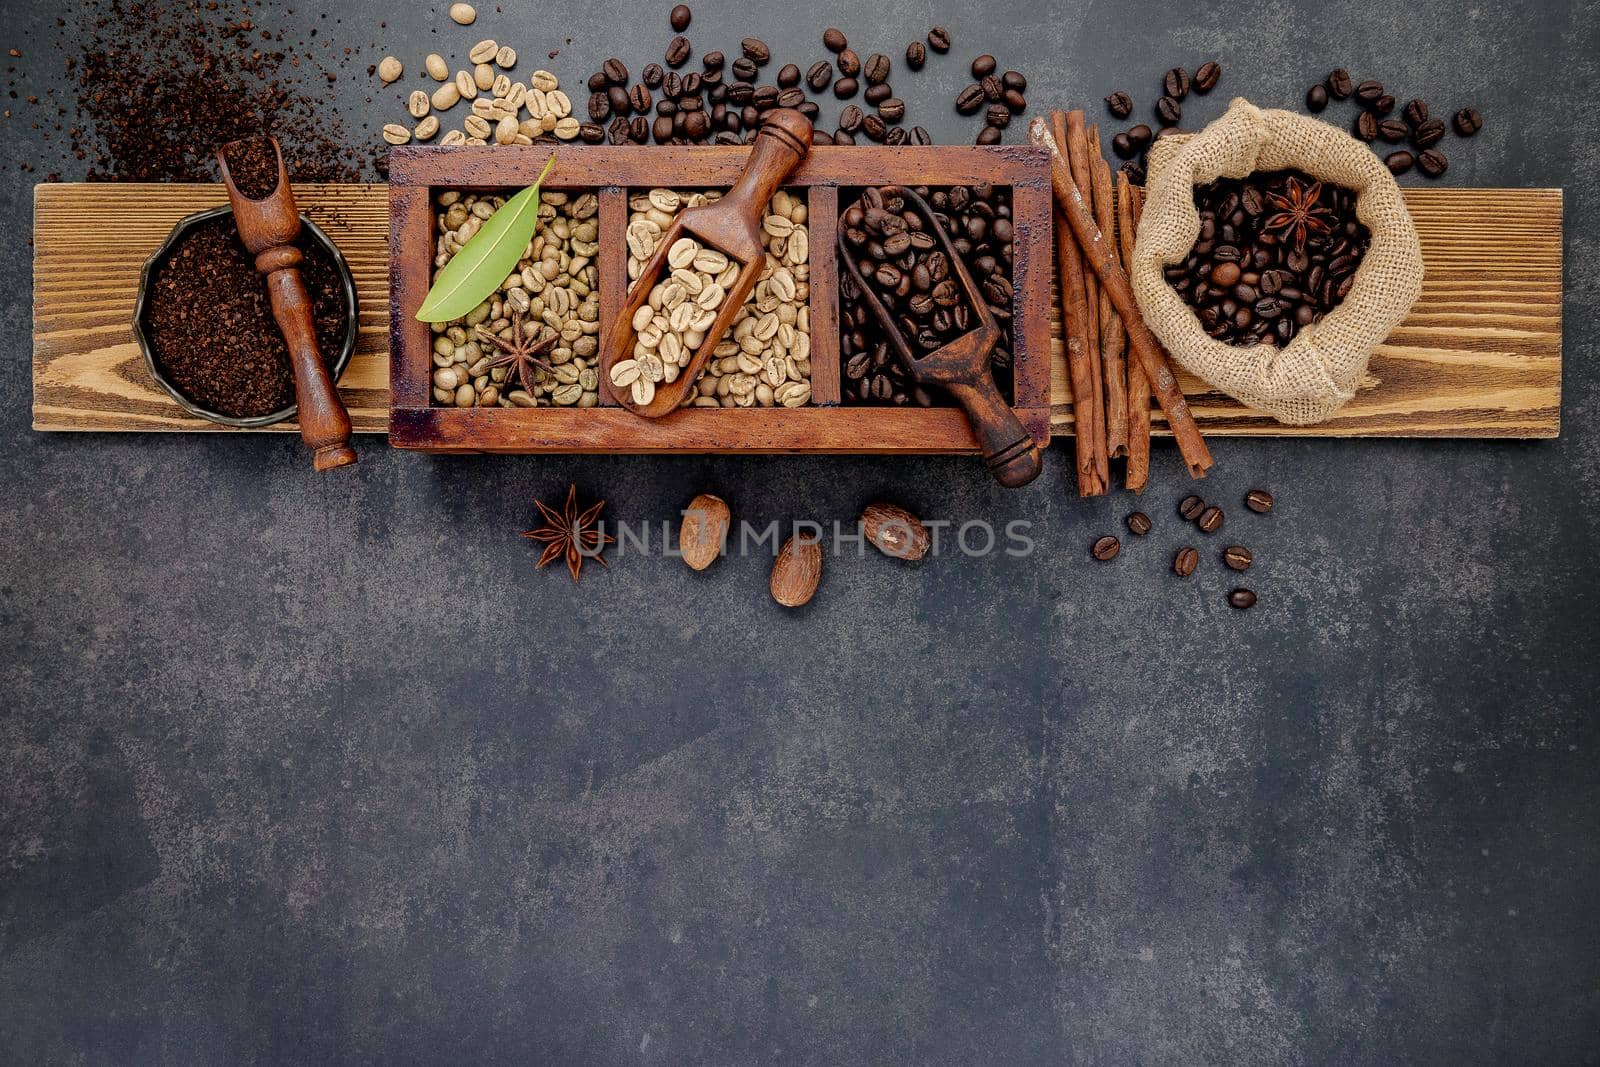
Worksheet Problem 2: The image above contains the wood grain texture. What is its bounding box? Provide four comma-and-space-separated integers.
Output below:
35, 181, 1561, 439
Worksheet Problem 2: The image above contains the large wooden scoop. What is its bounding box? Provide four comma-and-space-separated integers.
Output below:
603, 109, 813, 417
838, 186, 1043, 488
217, 136, 356, 471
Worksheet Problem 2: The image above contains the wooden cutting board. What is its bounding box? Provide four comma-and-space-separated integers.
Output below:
31, 182, 1561, 438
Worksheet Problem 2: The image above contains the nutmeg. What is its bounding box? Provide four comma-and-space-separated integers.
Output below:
861, 502, 930, 561
770, 534, 822, 607
678, 493, 730, 571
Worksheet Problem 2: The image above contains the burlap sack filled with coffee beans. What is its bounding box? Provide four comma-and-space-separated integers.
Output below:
1132, 97, 1424, 425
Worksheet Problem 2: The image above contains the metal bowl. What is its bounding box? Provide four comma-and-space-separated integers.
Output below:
131, 205, 359, 427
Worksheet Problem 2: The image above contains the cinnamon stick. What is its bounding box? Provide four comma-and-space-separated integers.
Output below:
1048, 119, 1106, 496
1090, 127, 1129, 460
1060, 110, 1108, 490
1119, 176, 1152, 492
1029, 116, 1214, 480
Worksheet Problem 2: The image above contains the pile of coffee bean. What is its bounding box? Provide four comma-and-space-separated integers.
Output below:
1103, 62, 1223, 184
1090, 487, 1275, 611
1166, 169, 1370, 348
953, 54, 1029, 145
1305, 70, 1481, 178
840, 185, 1015, 406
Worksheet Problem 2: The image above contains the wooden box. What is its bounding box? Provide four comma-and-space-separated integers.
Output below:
386, 145, 1053, 453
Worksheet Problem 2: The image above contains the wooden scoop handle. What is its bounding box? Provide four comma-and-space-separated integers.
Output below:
947, 376, 1044, 488
258, 246, 356, 471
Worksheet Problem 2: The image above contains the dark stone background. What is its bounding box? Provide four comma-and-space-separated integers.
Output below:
2, 1, 1596, 1063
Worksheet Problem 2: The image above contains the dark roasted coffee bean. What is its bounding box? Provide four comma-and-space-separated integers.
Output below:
884, 125, 907, 146
1306, 84, 1329, 112
904, 41, 926, 71
1156, 96, 1182, 126
607, 85, 631, 115
1378, 118, 1408, 143
603, 58, 628, 86
1374, 94, 1396, 116
741, 38, 770, 65
823, 27, 847, 53
1227, 588, 1257, 610
606, 116, 630, 143
1453, 107, 1483, 136
1111, 131, 1134, 158
865, 82, 893, 106
683, 110, 709, 139
1121, 161, 1146, 184
1105, 90, 1133, 118
579, 121, 605, 144
879, 97, 906, 123
1354, 80, 1384, 107
927, 26, 952, 53
670, 3, 691, 30
703, 47, 725, 69
1178, 495, 1206, 521
955, 84, 985, 115
665, 35, 691, 67
971, 54, 997, 79
1126, 124, 1154, 149
775, 87, 804, 109
976, 125, 1003, 145
1194, 61, 1222, 93
630, 116, 649, 142
1403, 98, 1429, 126
985, 103, 1011, 128
662, 71, 681, 96
1173, 546, 1199, 577
1353, 111, 1378, 142
908, 125, 932, 145
588, 71, 610, 93
862, 114, 886, 142
834, 77, 859, 99
1412, 117, 1446, 149
978, 75, 1001, 102
1126, 512, 1153, 536
1091, 535, 1121, 561
1244, 489, 1273, 513
1002, 71, 1027, 92
628, 84, 651, 113
832, 129, 856, 146
806, 61, 833, 92
1197, 506, 1224, 533
643, 62, 666, 87
681, 71, 703, 95
588, 92, 611, 122
731, 56, 757, 81
797, 100, 820, 121
838, 104, 863, 132
1163, 67, 1191, 100
1417, 148, 1448, 177
753, 85, 778, 109
726, 81, 753, 105
1385, 150, 1414, 175
1327, 68, 1354, 99
1223, 546, 1253, 571
837, 48, 861, 76
865, 53, 892, 84
774, 63, 800, 89
653, 114, 675, 142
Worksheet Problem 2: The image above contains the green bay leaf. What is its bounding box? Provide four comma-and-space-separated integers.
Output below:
415, 152, 557, 323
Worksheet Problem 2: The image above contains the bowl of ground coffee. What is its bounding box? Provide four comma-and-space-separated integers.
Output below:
133, 206, 357, 426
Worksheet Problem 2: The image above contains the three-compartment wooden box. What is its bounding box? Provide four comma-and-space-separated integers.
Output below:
386, 145, 1053, 453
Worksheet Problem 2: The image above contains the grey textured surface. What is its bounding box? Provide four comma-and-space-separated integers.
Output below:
3, 1, 1598, 1063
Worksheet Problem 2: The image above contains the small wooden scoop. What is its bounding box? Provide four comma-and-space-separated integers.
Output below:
603, 108, 813, 417
838, 186, 1043, 488
217, 136, 356, 471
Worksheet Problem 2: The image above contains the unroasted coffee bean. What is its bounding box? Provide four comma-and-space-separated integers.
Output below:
971, 54, 996, 79
865, 53, 891, 84
1244, 489, 1274, 513
1228, 588, 1257, 610
837, 48, 861, 77
806, 61, 833, 91
1163, 67, 1191, 100
927, 26, 951, 53
834, 77, 859, 100
1173, 547, 1199, 577
670, 3, 691, 30
1306, 84, 1329, 112
1178, 495, 1206, 521
1105, 90, 1133, 118
1194, 61, 1221, 93
1126, 512, 1153, 536
906, 41, 926, 71
1378, 118, 1408, 143
1418, 148, 1448, 177
1355, 79, 1384, 108
1353, 111, 1378, 142
839, 104, 863, 132
1403, 98, 1429, 126
879, 98, 906, 123
1453, 107, 1483, 136
1197, 506, 1224, 533
1412, 117, 1447, 149
666, 36, 691, 67
824, 27, 847, 53
741, 38, 770, 65
1223, 546, 1253, 571
955, 84, 985, 115
1385, 150, 1414, 175
1092, 535, 1121, 561
1156, 96, 1182, 126
603, 58, 628, 86
1326, 68, 1354, 99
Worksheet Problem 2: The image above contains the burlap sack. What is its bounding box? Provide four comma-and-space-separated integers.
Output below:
1132, 97, 1424, 425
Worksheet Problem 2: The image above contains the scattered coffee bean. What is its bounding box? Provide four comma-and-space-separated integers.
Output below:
702, 51, 724, 70
1453, 107, 1482, 136
823, 27, 847, 53
741, 38, 770, 65
806, 61, 833, 92
1228, 588, 1257, 610
1178, 495, 1206, 521
666, 35, 691, 67
643, 62, 665, 87
1244, 489, 1274, 513
985, 103, 1011, 128
776, 63, 801, 89
1002, 71, 1027, 92
1353, 111, 1378, 142
927, 26, 951, 53
1326, 68, 1354, 99
1197, 505, 1224, 533
1092, 535, 1121, 561
1418, 148, 1448, 177
603, 58, 629, 86
972, 54, 997, 79
955, 84, 985, 115
906, 41, 926, 71
862, 53, 890, 84
865, 82, 893, 106
1374, 94, 1396, 116
1412, 117, 1446, 149
1223, 546, 1253, 571
670, 4, 691, 30
1126, 512, 1153, 536
1127, 124, 1153, 149
1173, 547, 1199, 577
1163, 67, 1191, 100
1385, 150, 1414, 175
1306, 84, 1329, 112
838, 104, 863, 132
1354, 79, 1384, 108
837, 48, 861, 77
1378, 118, 1408, 143
1156, 96, 1182, 126
880, 98, 906, 123
1105, 90, 1133, 118
981, 75, 1003, 102
834, 77, 859, 100
908, 126, 932, 145
1403, 98, 1429, 126
976, 125, 1001, 145
1194, 61, 1222, 93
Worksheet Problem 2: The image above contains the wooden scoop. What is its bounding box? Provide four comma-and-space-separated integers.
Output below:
217, 136, 357, 471
603, 108, 813, 417
838, 186, 1043, 488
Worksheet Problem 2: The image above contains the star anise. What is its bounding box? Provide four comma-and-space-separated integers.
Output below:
477, 311, 557, 396
1262, 175, 1335, 251
521, 484, 614, 582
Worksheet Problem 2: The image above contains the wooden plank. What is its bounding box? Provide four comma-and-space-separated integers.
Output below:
33, 182, 1561, 439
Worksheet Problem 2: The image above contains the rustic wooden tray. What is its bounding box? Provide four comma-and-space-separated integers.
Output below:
31, 183, 1562, 440
386, 145, 1055, 453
